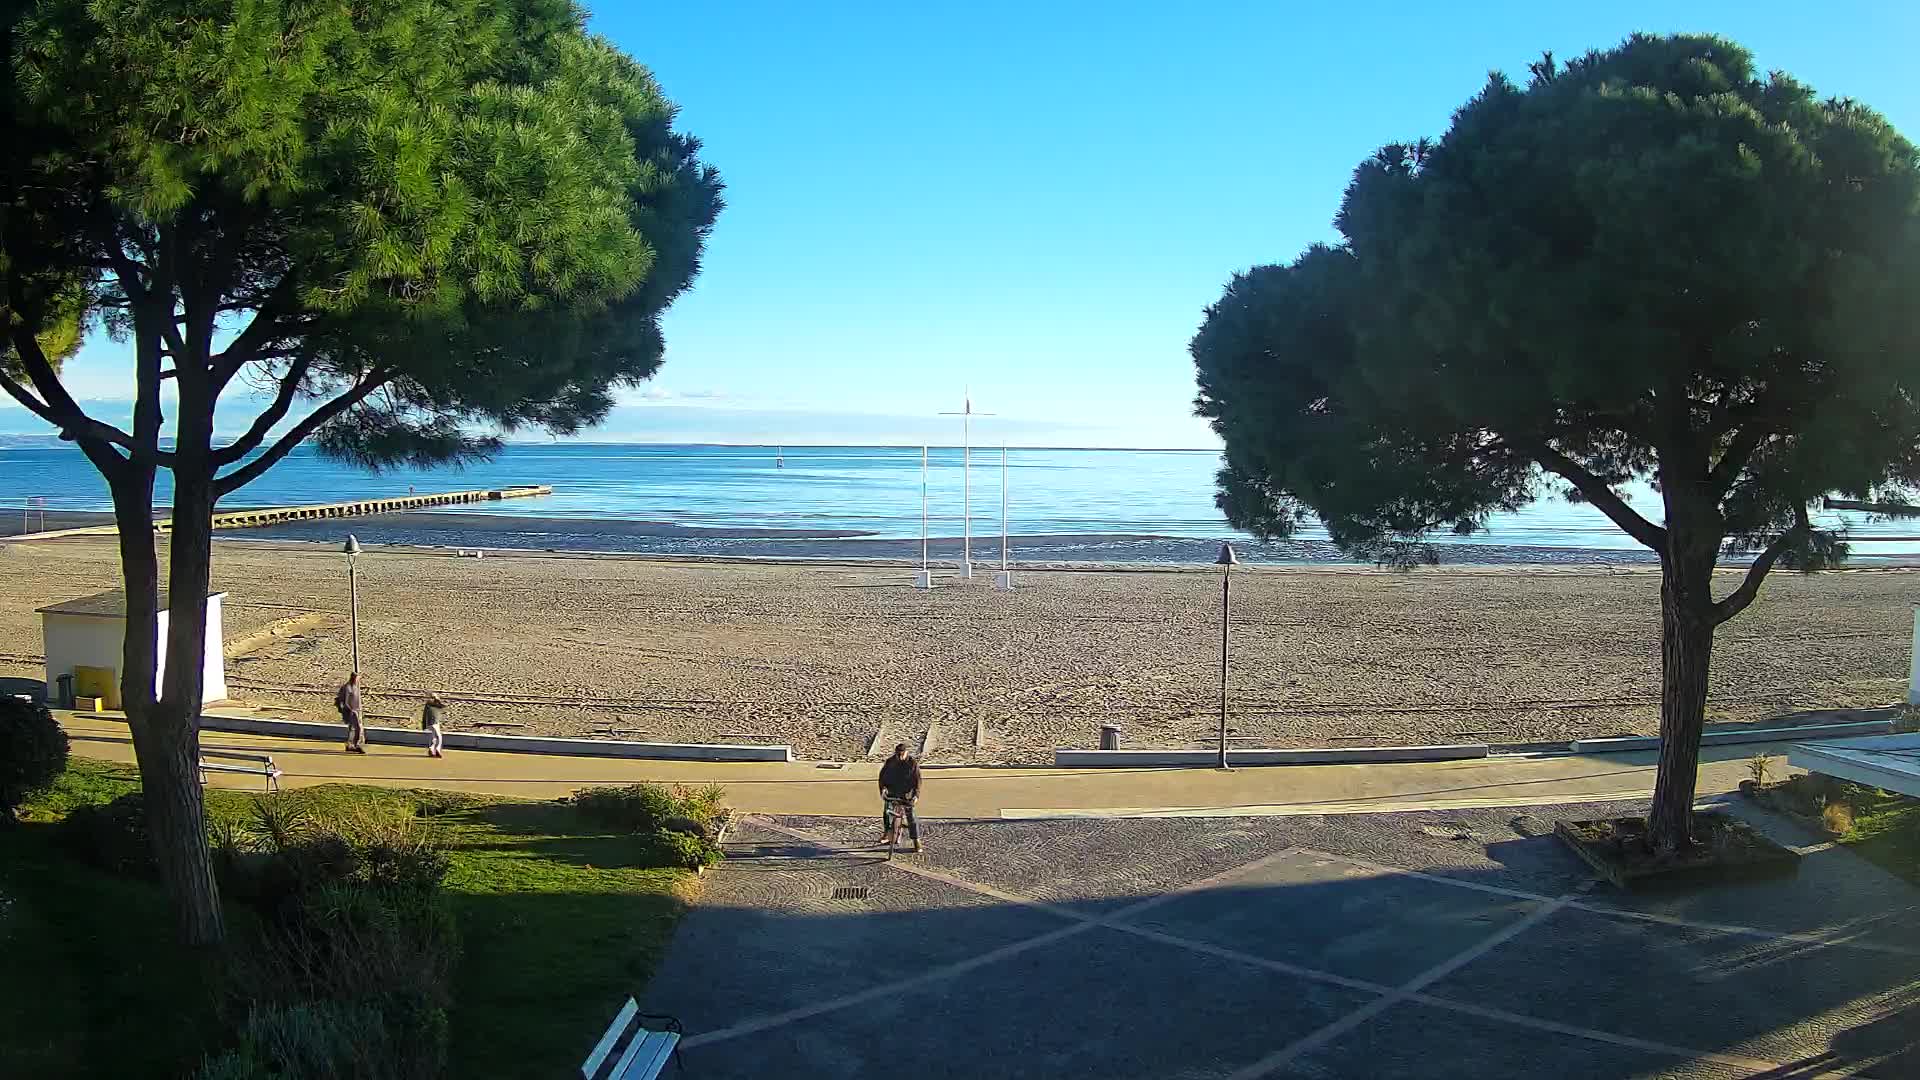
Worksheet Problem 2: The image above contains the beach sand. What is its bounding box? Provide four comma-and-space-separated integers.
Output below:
1, 535, 1910, 763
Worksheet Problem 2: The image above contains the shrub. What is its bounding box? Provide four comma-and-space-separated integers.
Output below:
573, 782, 684, 832
0, 696, 68, 820
1823, 802, 1856, 837
574, 782, 727, 832
195, 999, 441, 1080
58, 790, 153, 874
1746, 754, 1774, 786
645, 828, 723, 869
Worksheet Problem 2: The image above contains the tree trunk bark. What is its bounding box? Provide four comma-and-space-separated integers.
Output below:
149, 385, 225, 943
1648, 538, 1718, 852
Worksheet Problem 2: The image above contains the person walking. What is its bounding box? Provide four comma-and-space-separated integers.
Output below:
335, 672, 366, 753
421, 693, 447, 758
878, 742, 922, 852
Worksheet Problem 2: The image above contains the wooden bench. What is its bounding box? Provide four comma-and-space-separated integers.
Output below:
582, 998, 682, 1079
198, 749, 282, 793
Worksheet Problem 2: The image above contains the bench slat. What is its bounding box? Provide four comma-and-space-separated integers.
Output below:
606, 1018, 653, 1080
582, 997, 639, 1078
619, 1031, 679, 1079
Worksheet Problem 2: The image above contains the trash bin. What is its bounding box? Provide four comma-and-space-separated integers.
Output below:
1099, 723, 1122, 751
56, 673, 75, 709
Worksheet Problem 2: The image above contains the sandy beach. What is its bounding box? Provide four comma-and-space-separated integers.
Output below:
1, 534, 1910, 763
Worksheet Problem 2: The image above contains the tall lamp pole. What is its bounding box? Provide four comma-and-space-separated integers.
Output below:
343, 535, 362, 675
1215, 542, 1239, 770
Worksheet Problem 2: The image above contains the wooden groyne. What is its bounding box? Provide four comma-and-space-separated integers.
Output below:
1822, 496, 1920, 518
173, 485, 553, 532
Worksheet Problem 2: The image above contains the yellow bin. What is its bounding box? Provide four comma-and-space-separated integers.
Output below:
73, 665, 120, 711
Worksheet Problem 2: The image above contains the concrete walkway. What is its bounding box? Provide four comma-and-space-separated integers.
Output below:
60, 710, 1810, 819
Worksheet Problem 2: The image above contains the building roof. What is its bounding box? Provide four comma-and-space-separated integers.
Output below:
36, 589, 228, 618
1789, 733, 1920, 799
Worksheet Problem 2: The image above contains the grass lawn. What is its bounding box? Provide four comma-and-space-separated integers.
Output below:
0, 759, 700, 1079
1837, 783, 1920, 886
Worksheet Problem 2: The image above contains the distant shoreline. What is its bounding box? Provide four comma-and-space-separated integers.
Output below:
17, 506, 1920, 568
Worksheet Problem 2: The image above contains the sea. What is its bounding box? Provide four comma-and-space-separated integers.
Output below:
2, 442, 1916, 565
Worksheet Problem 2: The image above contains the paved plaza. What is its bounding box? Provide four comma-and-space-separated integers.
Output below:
645, 799, 1920, 1079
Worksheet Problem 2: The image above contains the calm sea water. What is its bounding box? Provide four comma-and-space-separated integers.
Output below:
2, 442, 1914, 563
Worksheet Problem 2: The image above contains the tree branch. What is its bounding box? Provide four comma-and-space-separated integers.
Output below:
212, 355, 312, 465
0, 369, 59, 423
1708, 423, 1773, 493
214, 370, 391, 495
1528, 441, 1668, 551
5, 327, 161, 466
1711, 502, 1810, 626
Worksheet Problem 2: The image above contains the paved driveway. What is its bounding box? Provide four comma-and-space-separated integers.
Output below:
644, 799, 1920, 1079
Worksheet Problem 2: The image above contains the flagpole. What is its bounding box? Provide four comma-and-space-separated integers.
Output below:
962, 395, 972, 579
995, 444, 1013, 590
915, 445, 931, 589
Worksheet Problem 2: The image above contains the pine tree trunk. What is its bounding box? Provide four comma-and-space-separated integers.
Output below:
1648, 539, 1718, 852
149, 420, 225, 944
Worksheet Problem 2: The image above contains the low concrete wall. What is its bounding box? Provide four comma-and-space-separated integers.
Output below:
197, 712, 793, 762
1054, 743, 1491, 768
1570, 717, 1894, 754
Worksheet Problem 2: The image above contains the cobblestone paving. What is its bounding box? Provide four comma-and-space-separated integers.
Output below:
642, 800, 1920, 1079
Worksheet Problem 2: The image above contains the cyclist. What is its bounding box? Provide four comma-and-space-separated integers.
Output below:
878, 742, 922, 852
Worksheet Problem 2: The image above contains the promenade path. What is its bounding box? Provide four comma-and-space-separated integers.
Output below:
62, 710, 1810, 819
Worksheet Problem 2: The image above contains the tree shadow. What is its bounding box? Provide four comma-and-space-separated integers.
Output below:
627, 813, 1920, 1080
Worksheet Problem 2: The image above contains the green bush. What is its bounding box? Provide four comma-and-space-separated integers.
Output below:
0, 696, 68, 820
195, 999, 441, 1080
644, 827, 723, 869
573, 782, 726, 832
58, 790, 153, 874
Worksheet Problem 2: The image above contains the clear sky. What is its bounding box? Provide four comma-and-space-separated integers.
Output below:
22, 0, 1920, 448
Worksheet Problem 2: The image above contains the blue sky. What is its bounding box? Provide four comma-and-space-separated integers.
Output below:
21, 0, 1920, 448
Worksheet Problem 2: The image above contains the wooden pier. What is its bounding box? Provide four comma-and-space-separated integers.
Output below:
167, 485, 553, 533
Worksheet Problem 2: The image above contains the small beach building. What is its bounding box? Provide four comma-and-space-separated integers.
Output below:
37, 589, 229, 708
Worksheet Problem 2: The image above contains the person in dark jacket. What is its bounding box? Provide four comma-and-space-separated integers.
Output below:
335, 673, 365, 753
421, 693, 447, 758
878, 743, 922, 851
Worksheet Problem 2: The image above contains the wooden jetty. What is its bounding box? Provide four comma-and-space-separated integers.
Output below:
6, 485, 551, 541
175, 485, 553, 532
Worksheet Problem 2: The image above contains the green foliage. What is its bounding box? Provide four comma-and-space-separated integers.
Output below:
573, 781, 726, 834
0, 696, 67, 817
1193, 32, 1920, 569
195, 1000, 433, 1080
4, 766, 698, 1078
3, 0, 722, 467
644, 827, 723, 870
58, 790, 153, 875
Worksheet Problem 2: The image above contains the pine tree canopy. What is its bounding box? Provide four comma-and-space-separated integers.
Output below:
2, 0, 722, 481
1193, 33, 1920, 573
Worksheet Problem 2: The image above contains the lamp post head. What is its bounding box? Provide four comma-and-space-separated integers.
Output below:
1215, 543, 1239, 567
343, 535, 362, 557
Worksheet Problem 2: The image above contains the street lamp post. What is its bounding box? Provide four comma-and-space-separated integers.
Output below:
343, 535, 362, 675
1215, 542, 1238, 770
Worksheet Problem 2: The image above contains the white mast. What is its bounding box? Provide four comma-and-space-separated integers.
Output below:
940, 388, 993, 580
914, 445, 932, 588
994, 444, 1013, 590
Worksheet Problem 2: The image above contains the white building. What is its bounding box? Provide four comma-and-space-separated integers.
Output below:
38, 589, 229, 708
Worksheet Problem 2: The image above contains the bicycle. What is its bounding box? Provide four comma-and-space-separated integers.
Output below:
881, 794, 917, 859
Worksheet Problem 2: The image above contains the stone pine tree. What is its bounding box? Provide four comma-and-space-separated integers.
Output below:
1192, 34, 1920, 852
0, 0, 721, 942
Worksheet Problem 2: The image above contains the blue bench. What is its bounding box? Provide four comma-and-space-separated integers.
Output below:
582, 998, 682, 1079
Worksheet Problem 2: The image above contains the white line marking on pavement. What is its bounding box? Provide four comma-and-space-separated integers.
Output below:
677, 919, 1101, 1051
678, 821, 1871, 1074
1300, 848, 1920, 958
1222, 886, 1591, 1080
